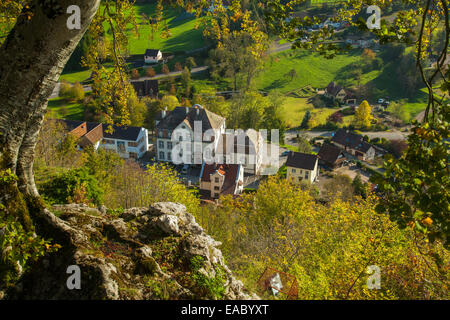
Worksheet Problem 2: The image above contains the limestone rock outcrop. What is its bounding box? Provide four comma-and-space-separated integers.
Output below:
5, 202, 257, 300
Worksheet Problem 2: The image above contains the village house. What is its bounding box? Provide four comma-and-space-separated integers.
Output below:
331, 129, 375, 161
59, 119, 149, 160
285, 151, 319, 183
324, 81, 356, 105
131, 79, 159, 98
317, 142, 346, 169
144, 49, 162, 64
199, 163, 244, 199
154, 105, 226, 164
215, 129, 263, 175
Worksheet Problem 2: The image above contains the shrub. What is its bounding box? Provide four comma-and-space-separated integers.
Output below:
71, 82, 85, 101
0, 168, 60, 289
145, 67, 156, 77
59, 80, 71, 97
162, 64, 170, 74
131, 68, 140, 79
40, 167, 104, 205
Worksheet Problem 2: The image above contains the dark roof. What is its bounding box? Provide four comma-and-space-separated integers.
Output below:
102, 124, 142, 141
331, 129, 363, 149
344, 89, 356, 99
200, 163, 241, 196
145, 49, 161, 57
327, 82, 355, 100
317, 143, 345, 165
131, 80, 158, 97
355, 140, 373, 153
155, 110, 165, 122
156, 106, 225, 132
326, 82, 343, 96
285, 152, 318, 170
332, 129, 374, 154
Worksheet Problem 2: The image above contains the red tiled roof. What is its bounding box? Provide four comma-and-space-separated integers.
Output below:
201, 163, 241, 196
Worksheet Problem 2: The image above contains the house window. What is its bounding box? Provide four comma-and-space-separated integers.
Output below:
159, 141, 164, 149
129, 152, 138, 159
179, 136, 183, 142
300, 170, 303, 174
167, 152, 172, 161
168, 131, 172, 139
167, 142, 173, 149
117, 141, 126, 153
215, 177, 219, 183
292, 169, 296, 173
102, 139, 115, 145
159, 151, 165, 160
214, 186, 220, 191
128, 141, 138, 147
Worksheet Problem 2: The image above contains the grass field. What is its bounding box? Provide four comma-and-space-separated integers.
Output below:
255, 49, 366, 94
59, 3, 207, 83
280, 97, 337, 128
59, 69, 92, 83
47, 97, 84, 120
105, 3, 206, 55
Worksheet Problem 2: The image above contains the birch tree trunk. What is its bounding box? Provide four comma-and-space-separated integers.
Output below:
0, 0, 100, 199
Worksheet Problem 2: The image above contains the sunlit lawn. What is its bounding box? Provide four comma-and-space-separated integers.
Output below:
47, 96, 85, 120
255, 49, 365, 94
280, 97, 337, 128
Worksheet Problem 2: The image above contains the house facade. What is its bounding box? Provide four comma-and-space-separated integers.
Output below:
325, 82, 356, 105
199, 163, 244, 199
215, 129, 263, 175
155, 105, 226, 164
59, 119, 149, 159
100, 124, 149, 159
144, 49, 162, 64
285, 152, 319, 183
331, 129, 375, 161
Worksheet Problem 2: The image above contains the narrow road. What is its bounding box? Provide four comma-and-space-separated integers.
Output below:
131, 65, 209, 82
50, 66, 209, 99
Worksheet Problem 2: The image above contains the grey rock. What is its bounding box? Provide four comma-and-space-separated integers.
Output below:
156, 214, 179, 234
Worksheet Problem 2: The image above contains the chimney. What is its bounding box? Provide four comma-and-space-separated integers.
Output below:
185, 107, 189, 114
161, 110, 166, 119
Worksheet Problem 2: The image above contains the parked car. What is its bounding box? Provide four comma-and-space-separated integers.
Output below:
281, 151, 290, 157
377, 98, 384, 104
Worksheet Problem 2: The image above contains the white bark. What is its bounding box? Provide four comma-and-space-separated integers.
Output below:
0, 0, 100, 196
